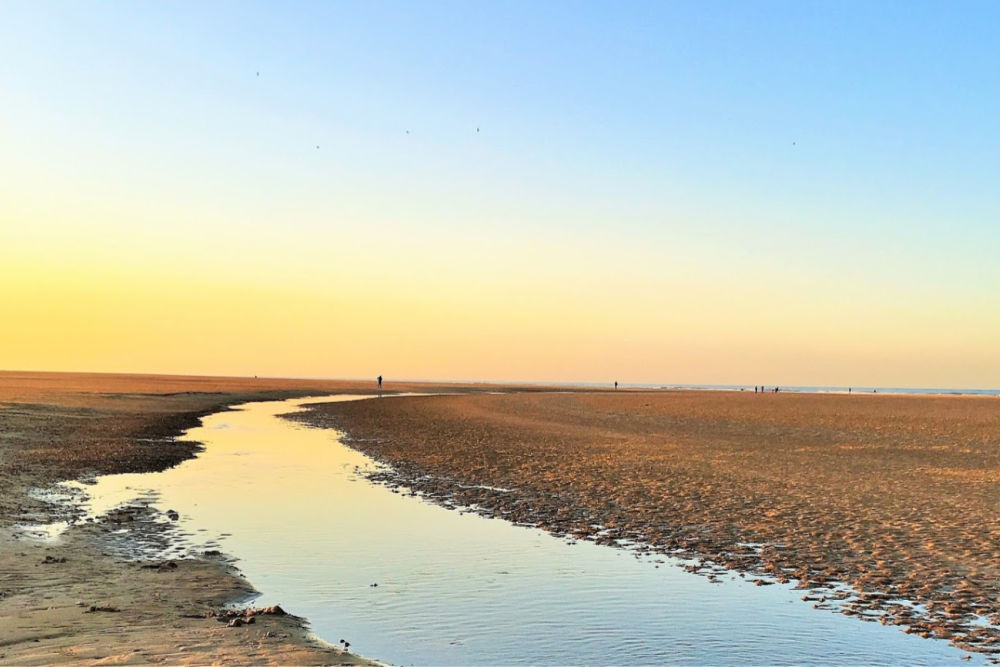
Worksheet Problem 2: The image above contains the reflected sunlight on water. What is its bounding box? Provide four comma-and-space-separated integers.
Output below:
67, 396, 981, 666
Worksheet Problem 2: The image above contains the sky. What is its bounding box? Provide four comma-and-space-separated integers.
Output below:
1, 1, 999, 387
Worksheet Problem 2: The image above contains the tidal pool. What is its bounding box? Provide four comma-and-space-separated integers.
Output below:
65, 396, 982, 665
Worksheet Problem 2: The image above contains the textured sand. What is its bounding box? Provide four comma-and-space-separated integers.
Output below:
0, 371, 419, 666
6, 372, 999, 662
295, 390, 1000, 658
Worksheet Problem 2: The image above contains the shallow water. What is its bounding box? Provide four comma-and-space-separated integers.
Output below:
62, 396, 982, 665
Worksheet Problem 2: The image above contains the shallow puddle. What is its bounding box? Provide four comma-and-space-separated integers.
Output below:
61, 395, 983, 665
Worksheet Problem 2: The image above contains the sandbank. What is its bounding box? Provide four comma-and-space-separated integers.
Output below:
294, 389, 1000, 659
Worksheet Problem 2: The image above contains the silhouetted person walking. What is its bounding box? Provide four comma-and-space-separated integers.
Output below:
377, 375, 383, 397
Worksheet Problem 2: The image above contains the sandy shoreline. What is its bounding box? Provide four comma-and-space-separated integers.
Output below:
0, 371, 458, 665
0, 519, 355, 665
294, 390, 1000, 661
4, 371, 999, 663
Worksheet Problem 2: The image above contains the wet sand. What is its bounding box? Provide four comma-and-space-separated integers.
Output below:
6, 372, 999, 662
0, 370, 481, 666
294, 390, 1000, 659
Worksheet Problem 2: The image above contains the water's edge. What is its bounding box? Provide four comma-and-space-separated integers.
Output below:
30, 394, 987, 666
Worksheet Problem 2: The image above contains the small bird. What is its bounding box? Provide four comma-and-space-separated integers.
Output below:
256, 71, 259, 77
316, 145, 320, 149
476, 127, 480, 133
339, 639, 350, 651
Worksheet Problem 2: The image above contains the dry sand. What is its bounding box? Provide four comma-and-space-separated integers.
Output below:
0, 370, 473, 666
294, 390, 1000, 659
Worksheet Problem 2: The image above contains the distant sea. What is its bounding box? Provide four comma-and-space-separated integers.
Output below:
542, 382, 1000, 397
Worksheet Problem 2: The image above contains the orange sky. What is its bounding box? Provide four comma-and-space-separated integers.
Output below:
2, 3, 999, 388
3, 220, 997, 387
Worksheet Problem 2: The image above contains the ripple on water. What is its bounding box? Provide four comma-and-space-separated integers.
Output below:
55, 396, 987, 666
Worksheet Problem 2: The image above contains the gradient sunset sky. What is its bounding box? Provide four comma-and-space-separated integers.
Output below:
2, 1, 998, 387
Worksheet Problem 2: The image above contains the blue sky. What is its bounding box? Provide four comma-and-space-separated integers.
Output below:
2, 1, 998, 385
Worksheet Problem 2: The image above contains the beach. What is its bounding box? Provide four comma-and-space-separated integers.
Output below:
0, 371, 437, 665
294, 390, 1000, 659
3, 372, 999, 663
7, 2, 997, 663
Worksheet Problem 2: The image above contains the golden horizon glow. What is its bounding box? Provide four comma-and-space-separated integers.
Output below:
3, 4, 999, 389
4, 209, 998, 387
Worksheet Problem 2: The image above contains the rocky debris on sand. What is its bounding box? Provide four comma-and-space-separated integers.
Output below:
85, 605, 120, 613
208, 604, 289, 624
140, 560, 179, 571
256, 605, 287, 616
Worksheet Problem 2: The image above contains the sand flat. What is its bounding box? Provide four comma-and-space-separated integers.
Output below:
4, 372, 999, 662
295, 390, 1000, 657
0, 371, 421, 665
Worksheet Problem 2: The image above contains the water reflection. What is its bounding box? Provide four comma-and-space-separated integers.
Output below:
70, 396, 980, 666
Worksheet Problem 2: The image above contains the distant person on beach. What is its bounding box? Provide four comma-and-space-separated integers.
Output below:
615, 381, 618, 390
754, 385, 758, 394
377, 375, 382, 390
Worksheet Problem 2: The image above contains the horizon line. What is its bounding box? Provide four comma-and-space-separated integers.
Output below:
1, 368, 997, 394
